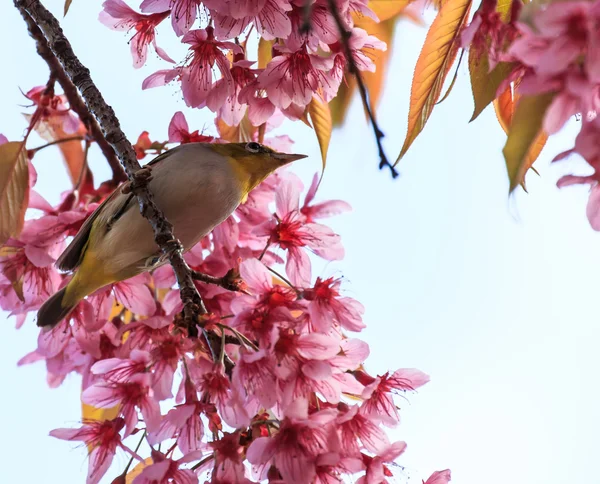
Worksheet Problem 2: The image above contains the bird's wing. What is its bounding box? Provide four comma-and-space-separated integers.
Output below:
56, 189, 135, 272
56, 144, 190, 272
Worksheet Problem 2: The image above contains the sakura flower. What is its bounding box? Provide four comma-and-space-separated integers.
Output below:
99, 0, 174, 69
423, 469, 452, 484
49, 418, 132, 484
140, 0, 201, 36
336, 403, 389, 455
210, 0, 293, 40
168, 111, 214, 144
301, 173, 351, 223
143, 27, 242, 109
261, 176, 344, 286
112, 273, 157, 316
303, 276, 365, 332
233, 348, 279, 408
285, 2, 338, 51
25, 85, 81, 135
360, 369, 430, 426
258, 47, 335, 110
89, 349, 151, 383
356, 440, 407, 484
247, 399, 340, 484
209, 431, 247, 482
208, 58, 257, 126
82, 373, 161, 436
149, 400, 205, 454
132, 449, 201, 484
326, 28, 386, 100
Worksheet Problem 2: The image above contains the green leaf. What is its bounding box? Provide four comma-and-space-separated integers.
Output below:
502, 93, 554, 193
469, 56, 514, 122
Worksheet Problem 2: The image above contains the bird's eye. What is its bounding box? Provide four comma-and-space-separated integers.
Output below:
245, 142, 262, 153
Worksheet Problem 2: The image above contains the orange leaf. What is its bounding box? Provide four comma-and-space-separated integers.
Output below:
308, 95, 332, 172
396, 0, 472, 164
493, 86, 514, 133
0, 141, 29, 245
126, 458, 154, 483
216, 115, 257, 143
24, 113, 87, 186
365, 0, 413, 21
502, 92, 554, 192
64, 0, 73, 15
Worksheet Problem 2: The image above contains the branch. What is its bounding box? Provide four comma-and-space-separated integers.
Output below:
15, 0, 208, 340
16, 5, 127, 184
326, 0, 399, 179
191, 268, 245, 293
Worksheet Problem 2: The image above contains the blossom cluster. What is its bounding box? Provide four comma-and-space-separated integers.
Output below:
463, 0, 600, 229
99, 0, 385, 127
0, 86, 448, 483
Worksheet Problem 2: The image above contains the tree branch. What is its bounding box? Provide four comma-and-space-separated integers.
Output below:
16, 5, 127, 183
326, 0, 399, 179
14, 0, 209, 341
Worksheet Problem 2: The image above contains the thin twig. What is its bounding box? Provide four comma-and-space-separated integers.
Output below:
120, 430, 147, 477
326, 0, 398, 179
28, 135, 84, 153
191, 268, 243, 292
15, 0, 209, 345
16, 6, 127, 183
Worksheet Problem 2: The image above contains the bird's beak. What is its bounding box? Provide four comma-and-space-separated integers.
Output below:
272, 152, 308, 164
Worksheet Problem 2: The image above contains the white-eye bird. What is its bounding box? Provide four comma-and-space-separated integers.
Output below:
37, 141, 307, 328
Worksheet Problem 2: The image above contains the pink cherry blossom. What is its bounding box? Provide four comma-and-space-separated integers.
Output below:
143, 27, 242, 108
49, 418, 133, 484
140, 0, 201, 36
167, 111, 214, 144
82, 373, 161, 436
356, 440, 407, 484
210, 0, 293, 40
132, 449, 201, 484
423, 469, 452, 484
301, 173, 352, 223
258, 46, 335, 110
99, 0, 174, 69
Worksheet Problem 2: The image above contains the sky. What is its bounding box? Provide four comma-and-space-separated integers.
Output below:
1, 1, 599, 483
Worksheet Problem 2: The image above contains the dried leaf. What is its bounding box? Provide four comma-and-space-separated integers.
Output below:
257, 38, 273, 69
366, 0, 413, 21
308, 96, 332, 172
396, 0, 472, 164
502, 92, 554, 192
0, 142, 29, 245
126, 458, 153, 483
64, 0, 73, 16
436, 49, 465, 105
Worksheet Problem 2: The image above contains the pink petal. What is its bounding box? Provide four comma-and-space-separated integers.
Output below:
424, 469, 452, 484
286, 246, 311, 287
239, 258, 272, 293
586, 185, 600, 230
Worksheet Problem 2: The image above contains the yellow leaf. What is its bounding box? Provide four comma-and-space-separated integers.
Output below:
257, 38, 273, 69
396, 0, 473, 164
502, 92, 554, 192
64, 0, 73, 16
0, 142, 29, 245
81, 402, 121, 423
308, 95, 332, 173
126, 458, 153, 483
365, 0, 413, 22
216, 115, 257, 142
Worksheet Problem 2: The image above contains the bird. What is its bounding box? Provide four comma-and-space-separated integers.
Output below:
37, 141, 307, 329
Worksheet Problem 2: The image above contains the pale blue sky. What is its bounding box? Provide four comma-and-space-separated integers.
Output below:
1, 1, 599, 483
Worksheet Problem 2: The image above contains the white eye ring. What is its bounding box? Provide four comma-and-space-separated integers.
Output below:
245, 142, 262, 153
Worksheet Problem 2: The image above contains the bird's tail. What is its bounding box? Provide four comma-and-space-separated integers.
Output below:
36, 286, 76, 329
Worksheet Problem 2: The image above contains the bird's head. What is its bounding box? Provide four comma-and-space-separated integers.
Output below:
211, 142, 307, 192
